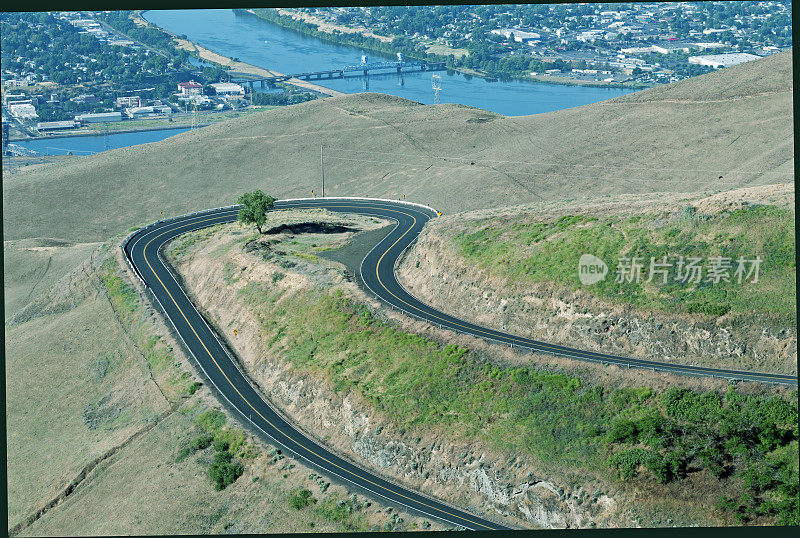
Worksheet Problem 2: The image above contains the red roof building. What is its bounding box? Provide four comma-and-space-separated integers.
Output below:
177, 80, 203, 96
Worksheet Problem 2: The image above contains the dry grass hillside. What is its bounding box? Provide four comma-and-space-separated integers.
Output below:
3, 51, 792, 246
6, 242, 434, 535
3, 50, 795, 533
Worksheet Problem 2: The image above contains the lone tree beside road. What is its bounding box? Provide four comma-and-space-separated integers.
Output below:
237, 190, 275, 234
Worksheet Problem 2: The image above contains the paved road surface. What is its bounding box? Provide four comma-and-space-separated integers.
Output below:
122, 197, 796, 530
124, 198, 513, 531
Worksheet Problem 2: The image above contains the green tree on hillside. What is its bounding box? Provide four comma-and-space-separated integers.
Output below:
237, 190, 275, 234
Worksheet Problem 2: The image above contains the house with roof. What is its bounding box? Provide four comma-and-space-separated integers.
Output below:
177, 80, 203, 96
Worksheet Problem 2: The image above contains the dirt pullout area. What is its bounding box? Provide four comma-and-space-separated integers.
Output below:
167, 213, 644, 530
396, 185, 797, 376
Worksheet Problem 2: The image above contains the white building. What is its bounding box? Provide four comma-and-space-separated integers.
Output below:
190, 95, 212, 107
9, 103, 38, 120
125, 106, 172, 119
116, 95, 141, 108
652, 43, 693, 54
620, 46, 656, 54
694, 42, 727, 50
36, 120, 78, 131
490, 29, 540, 42
75, 111, 123, 123
210, 82, 244, 95
688, 53, 761, 69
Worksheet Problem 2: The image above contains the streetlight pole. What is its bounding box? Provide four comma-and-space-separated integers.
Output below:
320, 145, 325, 197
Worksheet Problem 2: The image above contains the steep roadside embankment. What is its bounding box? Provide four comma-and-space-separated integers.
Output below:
396, 185, 797, 376
167, 211, 784, 528
167, 219, 633, 529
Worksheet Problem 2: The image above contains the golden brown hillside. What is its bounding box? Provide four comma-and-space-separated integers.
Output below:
3, 52, 792, 244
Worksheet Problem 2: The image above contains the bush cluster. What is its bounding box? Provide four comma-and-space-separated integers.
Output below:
177, 409, 250, 490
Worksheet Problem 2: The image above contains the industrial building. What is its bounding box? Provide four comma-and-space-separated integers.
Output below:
36, 120, 79, 131
688, 53, 762, 68
74, 111, 123, 123
209, 82, 245, 95
125, 106, 173, 119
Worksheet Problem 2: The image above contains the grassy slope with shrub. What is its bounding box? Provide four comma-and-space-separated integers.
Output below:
453, 204, 796, 318
237, 281, 798, 525
99, 256, 201, 400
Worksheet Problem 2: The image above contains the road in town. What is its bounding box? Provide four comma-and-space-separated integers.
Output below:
122, 198, 797, 529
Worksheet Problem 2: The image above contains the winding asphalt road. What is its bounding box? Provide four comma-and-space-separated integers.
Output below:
122, 197, 796, 531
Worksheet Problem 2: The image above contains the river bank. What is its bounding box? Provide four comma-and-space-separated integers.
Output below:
244, 7, 652, 91
142, 9, 636, 116
138, 10, 344, 98
8, 123, 206, 142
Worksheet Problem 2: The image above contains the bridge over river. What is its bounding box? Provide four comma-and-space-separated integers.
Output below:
228, 57, 446, 89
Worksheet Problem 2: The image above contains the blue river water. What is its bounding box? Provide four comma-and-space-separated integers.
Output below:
15, 8, 637, 156
12, 127, 193, 156
144, 8, 636, 116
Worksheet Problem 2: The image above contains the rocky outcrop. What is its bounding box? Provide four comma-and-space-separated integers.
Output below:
256, 356, 624, 529
395, 226, 797, 376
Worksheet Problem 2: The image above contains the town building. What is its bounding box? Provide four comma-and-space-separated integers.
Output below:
177, 80, 203, 96
116, 95, 142, 108
688, 53, 761, 68
210, 82, 245, 95
190, 95, 213, 107
652, 42, 694, 54
74, 111, 123, 123
694, 42, 727, 50
9, 103, 38, 121
36, 120, 79, 131
4, 93, 37, 106
125, 105, 172, 119
620, 45, 656, 54
71, 94, 99, 104
490, 29, 541, 42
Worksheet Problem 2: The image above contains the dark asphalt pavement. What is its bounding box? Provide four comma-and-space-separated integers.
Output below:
123, 198, 513, 531
122, 197, 796, 531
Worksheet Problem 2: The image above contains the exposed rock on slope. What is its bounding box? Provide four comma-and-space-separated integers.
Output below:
168, 224, 633, 529
396, 185, 797, 375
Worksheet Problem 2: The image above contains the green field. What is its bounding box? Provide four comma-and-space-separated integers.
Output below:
453, 204, 796, 318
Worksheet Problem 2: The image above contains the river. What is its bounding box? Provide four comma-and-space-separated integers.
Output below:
144, 8, 637, 116
15, 9, 637, 157
11, 127, 193, 156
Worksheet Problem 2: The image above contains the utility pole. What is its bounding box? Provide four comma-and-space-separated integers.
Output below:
320, 145, 325, 197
